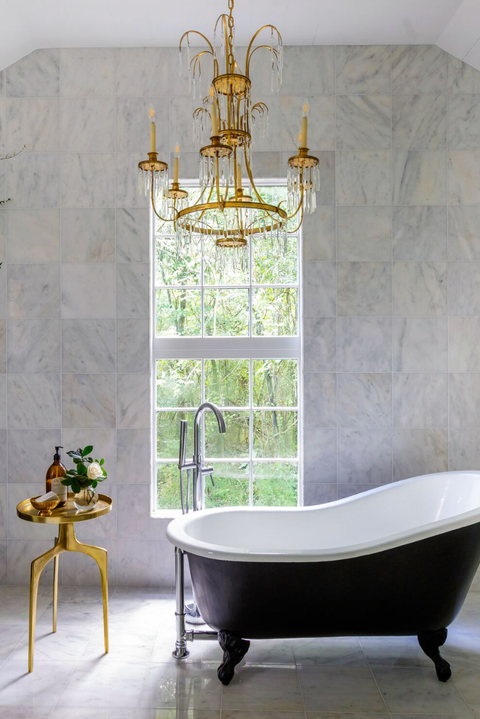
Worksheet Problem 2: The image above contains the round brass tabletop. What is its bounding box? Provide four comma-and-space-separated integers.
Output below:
17, 494, 113, 524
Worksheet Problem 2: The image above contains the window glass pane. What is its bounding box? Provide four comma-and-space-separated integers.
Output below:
156, 360, 201, 408
253, 359, 298, 407
206, 411, 249, 458
253, 410, 298, 458
252, 288, 297, 336
156, 289, 201, 337
205, 462, 250, 508
252, 234, 297, 285
157, 463, 182, 510
204, 288, 249, 336
205, 359, 249, 407
156, 238, 201, 286
204, 241, 249, 286
157, 411, 194, 459
253, 462, 298, 506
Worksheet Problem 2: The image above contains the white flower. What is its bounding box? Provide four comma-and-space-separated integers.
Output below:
87, 462, 103, 480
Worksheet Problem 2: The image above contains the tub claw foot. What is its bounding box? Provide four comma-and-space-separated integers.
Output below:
217, 630, 250, 685
418, 628, 451, 682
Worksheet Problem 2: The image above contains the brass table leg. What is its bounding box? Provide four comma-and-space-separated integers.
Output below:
28, 522, 109, 672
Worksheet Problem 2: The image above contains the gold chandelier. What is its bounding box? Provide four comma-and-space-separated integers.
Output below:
138, 0, 320, 253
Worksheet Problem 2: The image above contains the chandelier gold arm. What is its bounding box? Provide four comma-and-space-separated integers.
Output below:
245, 26, 283, 76
149, 174, 174, 223
246, 44, 279, 74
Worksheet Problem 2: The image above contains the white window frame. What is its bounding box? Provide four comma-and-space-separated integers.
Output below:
150, 179, 303, 517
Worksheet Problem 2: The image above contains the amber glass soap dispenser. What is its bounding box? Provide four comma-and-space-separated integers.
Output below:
46, 446, 67, 507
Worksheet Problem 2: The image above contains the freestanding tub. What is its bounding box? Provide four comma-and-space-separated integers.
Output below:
166, 471, 480, 684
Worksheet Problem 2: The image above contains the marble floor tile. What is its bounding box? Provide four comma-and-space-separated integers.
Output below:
373, 666, 473, 715
293, 636, 367, 667
223, 713, 303, 719
0, 658, 75, 707
138, 663, 222, 711
82, 623, 157, 663
0, 624, 27, 661
49, 710, 137, 719
359, 635, 431, 668
58, 659, 150, 709
221, 666, 303, 712
10, 618, 94, 662
298, 666, 386, 712
0, 586, 51, 624
0, 709, 51, 719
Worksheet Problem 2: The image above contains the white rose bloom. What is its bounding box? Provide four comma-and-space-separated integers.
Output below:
87, 462, 103, 480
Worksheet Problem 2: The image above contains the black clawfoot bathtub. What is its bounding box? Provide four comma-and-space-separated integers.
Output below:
167, 471, 480, 684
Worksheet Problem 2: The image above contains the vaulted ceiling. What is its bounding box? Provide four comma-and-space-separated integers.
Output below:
1, 0, 479, 72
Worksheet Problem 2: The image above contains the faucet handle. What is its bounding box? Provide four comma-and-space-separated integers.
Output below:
179, 420, 188, 469
202, 466, 215, 487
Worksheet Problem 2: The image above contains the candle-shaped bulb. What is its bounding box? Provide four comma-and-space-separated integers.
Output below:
149, 106, 156, 153
210, 86, 219, 136
300, 99, 308, 148
174, 143, 180, 184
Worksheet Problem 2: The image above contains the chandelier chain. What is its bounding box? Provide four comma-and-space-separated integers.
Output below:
227, 0, 235, 72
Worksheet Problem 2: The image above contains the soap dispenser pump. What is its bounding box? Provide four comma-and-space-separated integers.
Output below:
46, 446, 67, 508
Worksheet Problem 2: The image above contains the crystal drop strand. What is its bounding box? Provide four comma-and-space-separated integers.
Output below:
137, 168, 144, 196
179, 48, 183, 77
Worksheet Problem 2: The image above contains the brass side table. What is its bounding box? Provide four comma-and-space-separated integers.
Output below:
16, 494, 113, 672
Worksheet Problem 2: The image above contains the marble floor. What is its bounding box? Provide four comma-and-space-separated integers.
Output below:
1, 586, 480, 717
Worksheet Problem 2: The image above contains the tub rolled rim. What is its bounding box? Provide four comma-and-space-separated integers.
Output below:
165, 471, 480, 563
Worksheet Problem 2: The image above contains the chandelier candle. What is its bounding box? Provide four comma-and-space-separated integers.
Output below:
137, 0, 321, 259
174, 144, 180, 184
149, 107, 156, 153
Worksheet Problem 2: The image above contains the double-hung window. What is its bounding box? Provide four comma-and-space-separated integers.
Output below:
152, 183, 302, 513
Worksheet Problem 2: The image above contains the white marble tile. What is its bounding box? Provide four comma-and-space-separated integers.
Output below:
303, 317, 336, 372
303, 262, 336, 317
449, 429, 480, 470
337, 206, 391, 261
7, 539, 57, 584
0, 98, 4, 155
449, 373, 480, 428
82, 622, 156, 663
449, 317, 480, 372
449, 206, 480, 259
62, 373, 115, 429
336, 95, 391, 150
0, 430, 7, 479
61, 264, 115, 318
116, 153, 148, 209
117, 485, 167, 540
7, 319, 60, 372
393, 206, 447, 260
116, 48, 169, 97
393, 95, 446, 149
303, 373, 336, 429
393, 317, 447, 372
6, 209, 60, 263
7, 429, 61, 483
0, 375, 6, 430
393, 429, 448, 481
338, 429, 392, 484
116, 97, 169, 155
303, 483, 337, 505
251, 151, 281, 178
62, 318, 115, 373
391, 45, 447, 95
393, 261, 447, 317
337, 262, 391, 316
304, 428, 337, 483
138, 662, 221, 711
116, 264, 150, 319
7, 99, 60, 153
293, 636, 366, 667
0, 483, 6, 537
117, 540, 173, 588
58, 658, 149, 708
336, 151, 391, 206
448, 56, 480, 94
302, 206, 335, 262
11, 618, 93, 662
299, 665, 385, 712
8, 264, 60, 319
338, 483, 385, 498
7, 373, 61, 428
0, 320, 6, 372
117, 318, 149, 373
392, 151, 446, 205
338, 373, 392, 429
61, 154, 116, 209
281, 95, 334, 151
448, 95, 480, 150
282, 46, 335, 95
448, 151, 480, 204
116, 208, 149, 263
335, 46, 391, 95
6, 153, 60, 209
0, 623, 27, 661
61, 98, 115, 153
61, 427, 116, 484
221, 666, 302, 712
337, 317, 392, 373
0, 658, 76, 707
6, 49, 60, 98
373, 666, 470, 714
61, 208, 115, 263
169, 96, 198, 154
0, 585, 51, 622
448, 262, 480, 315
117, 374, 150, 430
117, 429, 151, 485
393, 373, 448, 429
60, 48, 115, 97
359, 634, 432, 668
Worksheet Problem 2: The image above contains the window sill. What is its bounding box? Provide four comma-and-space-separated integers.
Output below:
151, 510, 182, 520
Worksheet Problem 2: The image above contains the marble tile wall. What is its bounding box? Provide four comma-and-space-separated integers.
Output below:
0, 45, 479, 587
